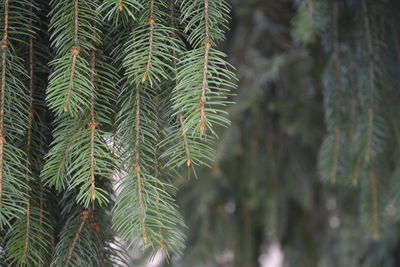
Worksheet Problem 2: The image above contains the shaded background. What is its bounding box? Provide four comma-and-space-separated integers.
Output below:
136, 0, 400, 266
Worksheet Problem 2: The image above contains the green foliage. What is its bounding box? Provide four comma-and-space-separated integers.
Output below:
291, 0, 326, 44
0, 0, 236, 265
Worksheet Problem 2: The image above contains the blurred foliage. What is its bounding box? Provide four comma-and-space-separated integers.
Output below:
153, 0, 400, 266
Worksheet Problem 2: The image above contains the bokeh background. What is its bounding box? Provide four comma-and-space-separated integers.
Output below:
135, 0, 400, 266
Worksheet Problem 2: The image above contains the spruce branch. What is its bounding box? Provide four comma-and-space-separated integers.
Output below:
199, 0, 211, 134
67, 208, 92, 264
0, 0, 9, 203
22, 6, 35, 260
143, 0, 155, 83
133, 85, 148, 243
362, 0, 375, 163
0, 0, 34, 228
330, 0, 341, 184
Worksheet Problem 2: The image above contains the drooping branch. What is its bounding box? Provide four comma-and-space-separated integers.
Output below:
134, 86, 147, 243
330, 1, 341, 184
179, 113, 192, 166
362, 0, 375, 163
143, 0, 155, 83
170, 2, 192, 166
23, 7, 35, 258
89, 48, 98, 201
67, 209, 92, 263
199, 0, 210, 133
64, 0, 80, 112
0, 0, 9, 202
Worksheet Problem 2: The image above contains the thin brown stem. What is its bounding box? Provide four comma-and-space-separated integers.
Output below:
199, 0, 210, 133
89, 121, 97, 200
0, 0, 9, 202
143, 0, 155, 83
179, 113, 192, 166
67, 209, 91, 264
170, 3, 192, 166
23, 10, 35, 258
89, 47, 97, 201
64, 0, 80, 112
134, 86, 147, 243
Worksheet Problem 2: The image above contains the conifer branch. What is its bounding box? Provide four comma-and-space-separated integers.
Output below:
362, 0, 375, 163
179, 113, 192, 166
143, 0, 155, 83
89, 45, 97, 201
134, 85, 148, 243
64, 0, 80, 112
170, 3, 192, 166
67, 208, 91, 264
200, 0, 210, 134
23, 12, 35, 259
0, 0, 9, 202
330, 1, 341, 184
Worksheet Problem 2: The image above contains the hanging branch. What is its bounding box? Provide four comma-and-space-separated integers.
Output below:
46, 0, 95, 116
362, 0, 375, 163
22, 10, 35, 259
330, 0, 341, 184
64, 0, 80, 112
67, 208, 91, 264
133, 85, 148, 243
0, 0, 9, 203
44, 0, 113, 207
199, 0, 210, 133
89, 26, 98, 201
170, 1, 192, 167
175, 0, 236, 136
360, 0, 383, 240
143, 0, 155, 83
179, 113, 192, 166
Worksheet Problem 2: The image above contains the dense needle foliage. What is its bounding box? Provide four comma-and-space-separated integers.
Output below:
2, 0, 400, 266
0, 0, 236, 265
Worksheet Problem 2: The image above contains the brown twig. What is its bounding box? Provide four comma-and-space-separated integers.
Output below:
23, 6, 36, 258
170, 2, 192, 166
0, 0, 9, 203
64, 0, 80, 112
134, 86, 147, 243
179, 113, 192, 166
67, 209, 92, 263
89, 46, 97, 200
199, 0, 210, 133
143, 0, 155, 83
